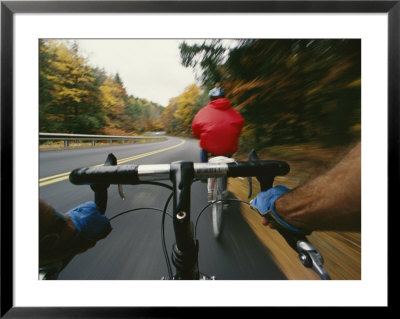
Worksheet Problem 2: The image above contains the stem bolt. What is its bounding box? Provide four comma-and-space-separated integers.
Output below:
177, 211, 186, 220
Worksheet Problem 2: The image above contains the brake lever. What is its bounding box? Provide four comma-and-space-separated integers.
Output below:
118, 184, 125, 200
250, 206, 330, 280
248, 149, 274, 192
297, 240, 331, 280
90, 153, 117, 214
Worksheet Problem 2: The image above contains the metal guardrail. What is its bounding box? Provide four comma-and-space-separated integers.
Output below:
39, 132, 166, 147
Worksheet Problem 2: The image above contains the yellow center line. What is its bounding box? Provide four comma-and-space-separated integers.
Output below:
39, 139, 185, 187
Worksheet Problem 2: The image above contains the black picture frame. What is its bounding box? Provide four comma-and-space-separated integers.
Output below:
1, 1, 396, 317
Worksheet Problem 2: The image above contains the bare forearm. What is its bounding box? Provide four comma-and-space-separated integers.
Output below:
274, 142, 361, 231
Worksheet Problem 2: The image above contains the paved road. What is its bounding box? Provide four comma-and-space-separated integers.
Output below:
39, 136, 286, 280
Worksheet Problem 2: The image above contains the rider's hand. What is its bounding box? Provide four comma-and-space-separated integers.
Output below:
39, 200, 112, 268
251, 185, 309, 234
251, 185, 290, 214
67, 201, 111, 241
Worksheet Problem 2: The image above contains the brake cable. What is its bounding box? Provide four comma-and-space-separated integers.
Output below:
108, 189, 330, 280
193, 198, 254, 239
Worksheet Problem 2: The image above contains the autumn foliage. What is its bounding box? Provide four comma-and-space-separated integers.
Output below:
40, 39, 361, 151
160, 84, 208, 136
39, 40, 163, 135
172, 39, 361, 150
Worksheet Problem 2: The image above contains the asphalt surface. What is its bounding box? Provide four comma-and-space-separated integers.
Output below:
39, 136, 287, 280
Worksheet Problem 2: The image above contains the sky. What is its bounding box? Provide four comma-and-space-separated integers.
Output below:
72, 39, 199, 107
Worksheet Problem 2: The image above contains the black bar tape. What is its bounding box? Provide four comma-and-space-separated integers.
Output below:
226, 161, 290, 178
69, 165, 140, 185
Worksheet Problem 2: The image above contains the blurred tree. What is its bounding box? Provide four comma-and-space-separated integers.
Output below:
180, 39, 361, 148
180, 40, 229, 89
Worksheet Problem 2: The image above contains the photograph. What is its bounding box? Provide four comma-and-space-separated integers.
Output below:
2, 0, 394, 314
38, 38, 361, 281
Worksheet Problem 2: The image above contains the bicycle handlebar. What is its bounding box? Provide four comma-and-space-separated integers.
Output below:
67, 154, 329, 280
69, 160, 290, 186
69, 157, 290, 280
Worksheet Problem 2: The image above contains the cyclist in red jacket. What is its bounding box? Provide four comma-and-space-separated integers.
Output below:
192, 84, 245, 162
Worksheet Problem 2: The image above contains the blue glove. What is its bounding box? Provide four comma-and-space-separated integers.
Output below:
251, 185, 290, 214
67, 202, 112, 241
251, 185, 309, 234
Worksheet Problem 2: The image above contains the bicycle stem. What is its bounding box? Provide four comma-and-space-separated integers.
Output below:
169, 161, 199, 280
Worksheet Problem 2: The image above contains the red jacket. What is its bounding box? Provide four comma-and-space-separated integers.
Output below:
192, 98, 245, 156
